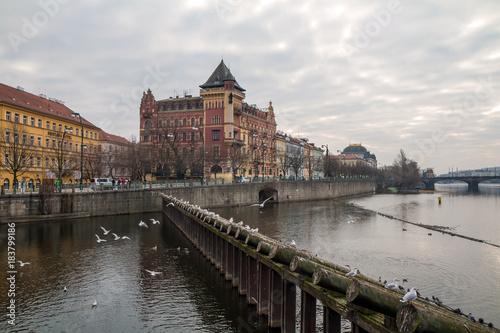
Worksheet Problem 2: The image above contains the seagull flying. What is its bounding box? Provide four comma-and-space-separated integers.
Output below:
138, 221, 148, 228
385, 278, 399, 290
112, 233, 121, 240
345, 267, 359, 277
100, 226, 111, 235
121, 236, 131, 240
95, 234, 107, 243
145, 269, 162, 276
63, 286, 67, 292
152, 246, 157, 251
400, 287, 418, 304
151, 219, 160, 225
250, 197, 272, 208
17, 261, 30, 267
347, 215, 354, 223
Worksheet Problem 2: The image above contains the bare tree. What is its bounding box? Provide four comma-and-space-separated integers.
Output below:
0, 122, 37, 193
228, 145, 248, 180
391, 149, 421, 189
49, 129, 76, 187
288, 146, 304, 179
83, 146, 102, 180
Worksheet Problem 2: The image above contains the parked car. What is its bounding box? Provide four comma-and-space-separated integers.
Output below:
90, 178, 114, 190
241, 177, 251, 183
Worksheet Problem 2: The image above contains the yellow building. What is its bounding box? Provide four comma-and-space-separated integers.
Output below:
0, 83, 100, 191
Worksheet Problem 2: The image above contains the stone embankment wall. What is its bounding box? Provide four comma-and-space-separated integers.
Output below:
0, 180, 376, 222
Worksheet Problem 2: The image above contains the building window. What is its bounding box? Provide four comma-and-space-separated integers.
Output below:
212, 115, 220, 125
85, 131, 88, 138
166, 119, 171, 127
37, 157, 41, 167
30, 136, 34, 145
183, 118, 187, 126
5, 132, 10, 142
213, 145, 220, 157
182, 132, 186, 141
51, 158, 55, 168
37, 137, 41, 147
145, 120, 153, 128
38, 119, 42, 127
46, 121, 50, 129
23, 115, 27, 124
94, 133, 97, 140
14, 114, 19, 123
191, 118, 195, 126
144, 135, 149, 142
31, 117, 35, 126
46, 138, 49, 148
200, 117, 204, 125
52, 139, 56, 148
158, 120, 162, 127
53, 123, 56, 130
59, 124, 62, 132
30, 156, 34, 167
191, 132, 195, 141
76, 129, 79, 136
69, 142, 73, 151
22, 134, 27, 145
174, 119, 179, 127
75, 144, 78, 152
6, 111, 11, 121
45, 158, 49, 168
212, 130, 220, 141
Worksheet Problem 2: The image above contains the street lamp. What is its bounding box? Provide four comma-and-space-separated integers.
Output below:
71, 112, 84, 191
192, 126, 206, 184
252, 132, 268, 181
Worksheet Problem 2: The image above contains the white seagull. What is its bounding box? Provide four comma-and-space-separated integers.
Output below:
145, 269, 162, 276
251, 228, 259, 233
121, 236, 131, 240
92, 300, 97, 308
345, 267, 359, 277
63, 286, 67, 292
152, 246, 157, 251
95, 234, 107, 243
236, 221, 243, 226
151, 219, 160, 225
229, 217, 234, 223
250, 197, 272, 208
17, 261, 31, 267
400, 287, 418, 304
138, 220, 148, 228
347, 215, 354, 223
166, 202, 174, 207
100, 226, 112, 235
112, 233, 121, 240
290, 240, 297, 247
385, 278, 399, 290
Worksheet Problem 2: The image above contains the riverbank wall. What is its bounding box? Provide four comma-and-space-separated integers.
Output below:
0, 180, 376, 223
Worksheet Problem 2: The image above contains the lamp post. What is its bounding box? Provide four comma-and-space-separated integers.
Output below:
71, 112, 84, 191
252, 132, 267, 182
192, 126, 206, 185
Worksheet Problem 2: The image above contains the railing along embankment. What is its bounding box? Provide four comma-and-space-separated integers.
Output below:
161, 194, 497, 333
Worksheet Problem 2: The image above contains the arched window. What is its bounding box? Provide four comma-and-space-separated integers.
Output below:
200, 117, 204, 125
191, 118, 195, 126
167, 119, 171, 127
158, 120, 162, 127
174, 119, 179, 127
3, 178, 9, 190
145, 120, 153, 128
183, 118, 187, 126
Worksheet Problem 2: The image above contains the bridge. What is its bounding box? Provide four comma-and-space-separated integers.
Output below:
421, 176, 499, 192
162, 194, 497, 333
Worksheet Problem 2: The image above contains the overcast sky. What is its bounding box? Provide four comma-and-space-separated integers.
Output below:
1, 0, 499, 174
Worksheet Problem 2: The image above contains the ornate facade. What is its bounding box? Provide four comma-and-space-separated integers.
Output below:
139, 60, 278, 182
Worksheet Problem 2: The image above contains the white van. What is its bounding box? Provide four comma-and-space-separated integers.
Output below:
90, 178, 114, 190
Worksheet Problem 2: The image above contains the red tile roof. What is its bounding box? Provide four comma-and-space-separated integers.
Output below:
98, 129, 130, 145
0, 83, 98, 129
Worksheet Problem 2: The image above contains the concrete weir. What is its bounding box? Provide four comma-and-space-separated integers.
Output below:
162, 194, 498, 333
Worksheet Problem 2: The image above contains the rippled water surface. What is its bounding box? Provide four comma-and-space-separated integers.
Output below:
1, 186, 499, 331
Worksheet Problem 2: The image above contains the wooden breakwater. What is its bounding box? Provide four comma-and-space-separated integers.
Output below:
161, 194, 498, 333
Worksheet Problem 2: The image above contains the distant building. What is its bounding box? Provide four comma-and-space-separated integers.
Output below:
335, 143, 377, 168
98, 130, 130, 180
139, 60, 278, 182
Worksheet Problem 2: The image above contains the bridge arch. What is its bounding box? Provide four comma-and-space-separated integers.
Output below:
258, 186, 278, 204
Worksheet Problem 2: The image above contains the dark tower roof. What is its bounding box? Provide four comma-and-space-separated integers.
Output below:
199, 60, 245, 91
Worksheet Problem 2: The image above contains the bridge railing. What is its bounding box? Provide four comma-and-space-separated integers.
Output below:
161, 194, 496, 333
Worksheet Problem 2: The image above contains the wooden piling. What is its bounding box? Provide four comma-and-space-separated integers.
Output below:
301, 290, 317, 333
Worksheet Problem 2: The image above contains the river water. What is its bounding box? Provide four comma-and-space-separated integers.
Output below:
1, 184, 499, 332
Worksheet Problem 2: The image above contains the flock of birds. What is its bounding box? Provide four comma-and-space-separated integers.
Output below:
344, 267, 494, 327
